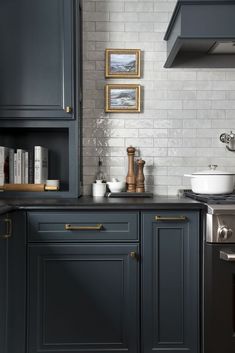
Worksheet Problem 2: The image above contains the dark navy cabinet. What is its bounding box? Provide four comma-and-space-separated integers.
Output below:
27, 211, 140, 353
142, 211, 200, 353
0, 0, 81, 198
0, 0, 75, 119
0, 208, 201, 353
0, 212, 26, 353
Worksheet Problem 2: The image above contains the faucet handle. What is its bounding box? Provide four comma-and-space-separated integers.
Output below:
220, 133, 229, 143
230, 131, 235, 139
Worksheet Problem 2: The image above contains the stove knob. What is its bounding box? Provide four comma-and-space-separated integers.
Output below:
218, 226, 233, 240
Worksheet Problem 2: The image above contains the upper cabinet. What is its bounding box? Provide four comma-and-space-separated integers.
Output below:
0, 0, 76, 119
0, 0, 81, 198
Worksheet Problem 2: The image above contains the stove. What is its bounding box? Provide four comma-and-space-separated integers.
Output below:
184, 189, 235, 204
187, 191, 235, 353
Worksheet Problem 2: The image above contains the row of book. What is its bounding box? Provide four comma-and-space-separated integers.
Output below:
0, 146, 48, 185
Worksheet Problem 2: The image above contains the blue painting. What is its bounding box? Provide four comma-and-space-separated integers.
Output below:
110, 88, 136, 109
110, 54, 136, 74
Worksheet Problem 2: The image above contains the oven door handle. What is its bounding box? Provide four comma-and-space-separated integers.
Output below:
220, 250, 235, 262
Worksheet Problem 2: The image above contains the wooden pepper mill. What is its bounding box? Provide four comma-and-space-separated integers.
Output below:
126, 146, 136, 192
136, 159, 145, 193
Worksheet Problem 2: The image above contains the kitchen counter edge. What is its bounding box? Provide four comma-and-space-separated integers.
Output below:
0, 196, 206, 214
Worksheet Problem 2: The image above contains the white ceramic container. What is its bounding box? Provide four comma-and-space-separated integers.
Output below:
184, 165, 235, 194
107, 179, 126, 193
92, 180, 107, 197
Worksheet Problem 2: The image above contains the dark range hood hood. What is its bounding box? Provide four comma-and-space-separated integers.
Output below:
164, 0, 235, 68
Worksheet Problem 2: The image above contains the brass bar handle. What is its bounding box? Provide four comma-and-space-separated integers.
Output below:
65, 224, 103, 231
155, 216, 187, 222
220, 250, 235, 262
0, 218, 12, 240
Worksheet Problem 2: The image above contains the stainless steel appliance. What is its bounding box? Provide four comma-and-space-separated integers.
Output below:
185, 191, 235, 353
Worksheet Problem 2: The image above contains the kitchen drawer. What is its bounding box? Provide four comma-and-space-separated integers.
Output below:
27, 211, 139, 242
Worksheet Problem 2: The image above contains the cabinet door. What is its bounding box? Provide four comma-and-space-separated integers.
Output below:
0, 0, 75, 119
142, 211, 199, 353
28, 243, 139, 353
0, 212, 26, 353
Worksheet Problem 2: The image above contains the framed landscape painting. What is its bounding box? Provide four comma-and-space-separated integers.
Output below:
105, 84, 141, 113
105, 49, 141, 78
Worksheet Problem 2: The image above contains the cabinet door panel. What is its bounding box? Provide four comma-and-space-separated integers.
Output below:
28, 244, 139, 353
0, 0, 74, 119
142, 211, 199, 353
0, 212, 26, 353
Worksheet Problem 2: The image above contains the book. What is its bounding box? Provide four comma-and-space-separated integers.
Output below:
28, 151, 34, 184
9, 149, 15, 184
34, 146, 48, 184
24, 151, 29, 183
16, 149, 24, 184
0, 147, 9, 185
14, 153, 17, 183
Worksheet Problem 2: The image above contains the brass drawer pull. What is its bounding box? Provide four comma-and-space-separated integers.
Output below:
0, 218, 12, 240
65, 224, 103, 231
155, 216, 187, 222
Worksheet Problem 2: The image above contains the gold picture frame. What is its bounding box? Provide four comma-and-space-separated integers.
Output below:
105, 49, 141, 78
105, 84, 141, 113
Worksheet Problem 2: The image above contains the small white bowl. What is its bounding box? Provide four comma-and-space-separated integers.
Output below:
107, 181, 126, 193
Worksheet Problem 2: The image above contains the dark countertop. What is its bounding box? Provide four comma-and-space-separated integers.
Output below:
0, 196, 206, 214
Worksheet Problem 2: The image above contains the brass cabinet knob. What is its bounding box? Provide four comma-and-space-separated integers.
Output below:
65, 106, 73, 113
130, 251, 139, 260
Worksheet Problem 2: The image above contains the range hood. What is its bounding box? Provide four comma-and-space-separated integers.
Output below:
164, 0, 235, 68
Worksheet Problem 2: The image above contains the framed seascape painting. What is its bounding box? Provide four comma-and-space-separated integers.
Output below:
105, 84, 141, 113
105, 49, 141, 78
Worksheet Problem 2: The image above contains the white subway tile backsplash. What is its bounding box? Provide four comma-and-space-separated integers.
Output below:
125, 22, 154, 32
154, 139, 168, 147
140, 129, 167, 137
109, 32, 139, 42
125, 138, 154, 147
109, 12, 138, 22
82, 0, 235, 195
83, 12, 109, 22
96, 1, 124, 12
125, 119, 154, 129
96, 22, 125, 32
125, 2, 154, 12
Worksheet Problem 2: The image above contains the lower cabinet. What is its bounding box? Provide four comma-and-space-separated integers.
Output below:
142, 211, 200, 353
2, 209, 200, 353
27, 243, 139, 353
0, 212, 26, 353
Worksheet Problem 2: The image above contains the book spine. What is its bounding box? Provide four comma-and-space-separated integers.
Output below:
14, 153, 17, 184
34, 146, 48, 184
22, 151, 25, 184
28, 151, 34, 184
24, 151, 29, 184
16, 149, 23, 184
9, 149, 15, 184
41, 148, 48, 183
34, 146, 40, 184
